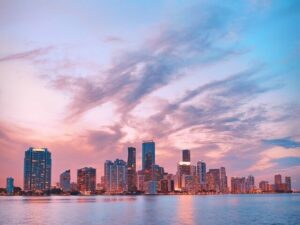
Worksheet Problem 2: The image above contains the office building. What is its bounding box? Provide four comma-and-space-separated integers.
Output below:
285, 176, 292, 192
6, 177, 14, 195
197, 161, 206, 191
142, 141, 155, 171
206, 169, 220, 193
220, 167, 228, 193
60, 170, 71, 192
24, 147, 52, 192
259, 181, 269, 192
177, 161, 191, 189
231, 177, 246, 194
127, 147, 137, 192
104, 159, 127, 193
246, 175, 255, 193
77, 167, 96, 195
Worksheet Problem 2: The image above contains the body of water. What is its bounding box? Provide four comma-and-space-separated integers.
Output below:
0, 194, 299, 225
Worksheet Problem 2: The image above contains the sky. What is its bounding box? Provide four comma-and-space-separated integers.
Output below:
0, 0, 300, 190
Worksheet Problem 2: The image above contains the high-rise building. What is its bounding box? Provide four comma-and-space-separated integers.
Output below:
127, 147, 137, 192
142, 141, 155, 171
60, 170, 71, 192
104, 160, 113, 192
24, 147, 52, 192
206, 169, 220, 193
104, 159, 127, 193
137, 170, 145, 192
6, 177, 14, 195
246, 175, 255, 193
182, 149, 191, 162
285, 176, 292, 192
259, 181, 269, 192
177, 161, 191, 189
196, 161, 206, 191
77, 167, 96, 195
220, 167, 228, 193
231, 177, 246, 194
274, 174, 282, 191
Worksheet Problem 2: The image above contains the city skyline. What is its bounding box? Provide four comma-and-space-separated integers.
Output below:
0, 1, 300, 190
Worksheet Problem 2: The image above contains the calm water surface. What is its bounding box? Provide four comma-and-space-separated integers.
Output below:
0, 194, 300, 225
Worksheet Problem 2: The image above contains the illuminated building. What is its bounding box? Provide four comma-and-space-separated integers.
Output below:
220, 167, 228, 193
231, 177, 246, 194
206, 169, 220, 193
60, 170, 71, 192
127, 147, 137, 192
137, 170, 145, 192
104, 159, 127, 193
196, 161, 206, 191
182, 149, 191, 162
182, 174, 196, 194
177, 161, 191, 190
274, 174, 282, 192
24, 147, 52, 192
6, 177, 14, 195
77, 167, 96, 195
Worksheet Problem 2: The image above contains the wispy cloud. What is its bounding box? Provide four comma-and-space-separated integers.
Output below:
262, 138, 300, 149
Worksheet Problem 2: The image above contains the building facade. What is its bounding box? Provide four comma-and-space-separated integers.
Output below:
220, 167, 228, 193
142, 141, 155, 171
6, 177, 14, 195
60, 170, 71, 192
77, 167, 96, 195
127, 147, 137, 192
182, 149, 191, 162
24, 147, 52, 192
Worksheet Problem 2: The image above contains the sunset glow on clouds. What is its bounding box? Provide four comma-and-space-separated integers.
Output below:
0, 0, 300, 189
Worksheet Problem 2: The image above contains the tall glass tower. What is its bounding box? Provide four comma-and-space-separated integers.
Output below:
142, 141, 155, 170
127, 147, 137, 192
24, 147, 52, 192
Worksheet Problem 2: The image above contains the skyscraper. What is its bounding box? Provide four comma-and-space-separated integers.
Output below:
60, 170, 71, 192
127, 147, 137, 192
104, 160, 113, 192
77, 167, 96, 195
142, 141, 155, 171
274, 174, 282, 191
6, 177, 14, 195
246, 175, 255, 193
196, 161, 206, 191
105, 159, 127, 193
24, 147, 52, 192
220, 167, 228, 193
177, 162, 191, 189
231, 177, 246, 194
182, 149, 191, 162
206, 169, 220, 192
285, 176, 292, 192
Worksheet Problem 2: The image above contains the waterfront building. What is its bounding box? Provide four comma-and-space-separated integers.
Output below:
285, 176, 292, 192
127, 147, 137, 192
24, 147, 52, 192
6, 177, 14, 195
220, 167, 228, 193
177, 161, 191, 190
196, 161, 206, 191
231, 177, 246, 194
77, 167, 96, 195
259, 181, 269, 192
137, 170, 145, 192
246, 175, 255, 193
104, 159, 127, 194
206, 169, 220, 193
104, 160, 113, 192
60, 170, 71, 192
142, 141, 155, 171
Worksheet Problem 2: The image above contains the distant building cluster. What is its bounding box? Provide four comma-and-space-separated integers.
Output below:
0, 143, 294, 196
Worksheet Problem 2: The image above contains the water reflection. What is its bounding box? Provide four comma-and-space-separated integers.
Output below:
0, 194, 299, 225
